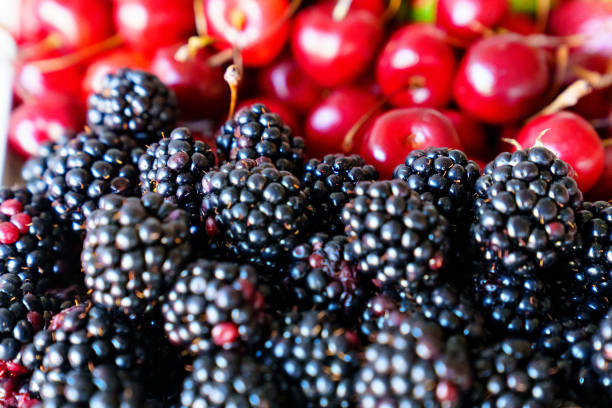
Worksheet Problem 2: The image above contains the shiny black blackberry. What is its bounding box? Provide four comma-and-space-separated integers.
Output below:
265, 310, 359, 407
201, 159, 312, 265
591, 309, 612, 396
302, 154, 378, 233
341, 180, 450, 290
162, 259, 269, 354
354, 316, 472, 408
216, 103, 305, 175
21, 130, 142, 234
471, 147, 582, 275
180, 351, 289, 407
87, 68, 178, 145
81, 193, 190, 315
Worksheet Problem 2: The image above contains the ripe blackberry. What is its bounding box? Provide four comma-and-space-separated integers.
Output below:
590, 309, 612, 396
265, 310, 359, 407
341, 180, 451, 290
302, 154, 378, 233
471, 147, 582, 275
216, 103, 305, 175
21, 302, 145, 407
81, 193, 190, 315
201, 159, 312, 265
180, 351, 290, 407
354, 316, 472, 408
162, 259, 269, 354
87, 68, 178, 145
21, 130, 142, 234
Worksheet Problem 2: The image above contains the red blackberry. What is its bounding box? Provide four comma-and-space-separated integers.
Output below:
81, 193, 190, 316
216, 103, 305, 175
86, 68, 178, 145
302, 154, 378, 233
162, 259, 270, 354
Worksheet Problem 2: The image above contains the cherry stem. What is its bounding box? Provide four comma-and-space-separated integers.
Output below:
175, 35, 216, 62
501, 138, 524, 151
536, 0, 551, 32
383, 0, 403, 21
193, 0, 208, 37
224, 59, 243, 120
534, 128, 551, 147
332, 0, 353, 21
546, 44, 569, 101
602, 137, 612, 148
17, 33, 63, 61
205, 48, 233, 66
341, 98, 386, 153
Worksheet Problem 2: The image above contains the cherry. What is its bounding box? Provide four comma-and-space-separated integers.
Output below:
346, 0, 386, 16
114, 0, 195, 55
150, 44, 227, 120
436, 0, 508, 42
499, 12, 539, 36
3, 0, 44, 45
566, 54, 612, 120
203, 0, 291, 67
586, 140, 612, 201
360, 107, 462, 178
516, 111, 604, 193
258, 56, 323, 114
82, 47, 150, 97
453, 33, 549, 124
8, 96, 83, 159
291, 3, 382, 87
237, 97, 300, 133
305, 87, 380, 158
442, 110, 489, 160
376, 23, 455, 109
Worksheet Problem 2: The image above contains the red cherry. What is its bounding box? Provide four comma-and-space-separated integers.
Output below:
499, 12, 539, 36
10, 213, 32, 235
516, 111, 604, 193
376, 23, 455, 109
82, 47, 150, 97
0, 222, 20, 245
436, 0, 507, 42
150, 44, 227, 120
212, 322, 239, 346
586, 140, 612, 201
291, 3, 383, 87
453, 33, 549, 124
114, 0, 195, 55
566, 54, 612, 120
203, 0, 290, 67
237, 97, 300, 133
441, 110, 489, 160
346, 0, 386, 16
0, 200, 24, 217
360, 108, 462, 178
258, 56, 323, 114
3, 0, 44, 45
305, 87, 380, 157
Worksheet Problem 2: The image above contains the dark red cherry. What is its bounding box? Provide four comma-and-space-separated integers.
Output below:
291, 3, 382, 87
442, 110, 489, 160
114, 0, 195, 55
82, 47, 150, 97
453, 33, 549, 124
499, 12, 539, 35
150, 44, 227, 120
516, 111, 604, 193
376, 23, 455, 109
203, 0, 290, 67
567, 54, 612, 120
436, 0, 507, 42
305, 87, 380, 157
237, 97, 300, 133
586, 140, 612, 201
347, 0, 386, 16
360, 108, 462, 178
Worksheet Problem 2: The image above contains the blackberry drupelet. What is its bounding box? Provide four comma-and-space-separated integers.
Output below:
201, 159, 312, 265
471, 147, 582, 275
162, 259, 269, 354
591, 309, 612, 396
87, 68, 178, 145
302, 154, 378, 233
216, 103, 305, 175
81, 193, 190, 315
265, 310, 359, 407
341, 180, 450, 290
354, 316, 472, 408
21, 130, 142, 234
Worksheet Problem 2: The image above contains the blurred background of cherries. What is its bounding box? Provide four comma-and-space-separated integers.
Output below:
3, 0, 612, 199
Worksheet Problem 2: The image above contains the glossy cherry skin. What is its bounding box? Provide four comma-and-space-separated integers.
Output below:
360, 108, 462, 178
453, 33, 549, 124
499, 12, 539, 35
376, 24, 455, 109
291, 3, 383, 87
150, 44, 227, 120
203, 0, 290, 67
442, 110, 489, 160
305, 87, 380, 158
5, 0, 44, 45
8, 96, 83, 159
567, 54, 612, 120
436, 0, 507, 42
258, 56, 323, 114
586, 141, 612, 201
516, 111, 604, 193
237, 97, 300, 134
82, 48, 150, 97
114, 0, 195, 55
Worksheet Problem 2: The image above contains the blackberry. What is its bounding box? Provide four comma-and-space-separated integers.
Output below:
590, 309, 612, 396
302, 154, 378, 233
81, 193, 190, 315
265, 310, 359, 407
471, 147, 582, 275
216, 103, 305, 175
162, 259, 269, 354
201, 159, 312, 265
21, 130, 142, 234
86, 68, 178, 145
341, 180, 451, 290
180, 351, 290, 407
354, 316, 472, 408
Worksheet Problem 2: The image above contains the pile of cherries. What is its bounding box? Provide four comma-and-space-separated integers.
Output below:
5, 0, 612, 199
